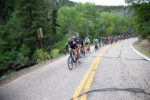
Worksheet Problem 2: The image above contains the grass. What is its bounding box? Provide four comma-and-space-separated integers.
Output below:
133, 40, 150, 57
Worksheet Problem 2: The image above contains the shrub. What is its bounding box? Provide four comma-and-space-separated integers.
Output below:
147, 35, 150, 41
51, 49, 60, 58
54, 34, 69, 53
16, 44, 31, 65
32, 49, 51, 63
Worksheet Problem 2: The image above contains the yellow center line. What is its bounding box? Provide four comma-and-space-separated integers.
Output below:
72, 45, 112, 100
72, 54, 99, 100
80, 45, 111, 100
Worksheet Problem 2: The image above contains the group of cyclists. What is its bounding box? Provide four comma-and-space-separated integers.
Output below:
66, 34, 134, 70
66, 36, 90, 65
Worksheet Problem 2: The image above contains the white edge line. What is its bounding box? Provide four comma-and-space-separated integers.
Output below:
130, 40, 150, 62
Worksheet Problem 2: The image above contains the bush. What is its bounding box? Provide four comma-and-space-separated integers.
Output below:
54, 34, 69, 53
147, 35, 150, 41
16, 44, 31, 65
51, 49, 60, 58
134, 3, 150, 39
32, 49, 51, 63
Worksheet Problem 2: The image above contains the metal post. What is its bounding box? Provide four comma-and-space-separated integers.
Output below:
38, 29, 46, 61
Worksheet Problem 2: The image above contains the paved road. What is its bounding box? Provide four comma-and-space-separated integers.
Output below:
0, 38, 150, 100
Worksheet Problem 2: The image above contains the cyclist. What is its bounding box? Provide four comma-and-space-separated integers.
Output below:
79, 39, 85, 56
94, 38, 98, 50
101, 37, 104, 47
110, 36, 113, 44
67, 36, 78, 64
98, 38, 101, 47
75, 37, 80, 58
85, 37, 90, 52
104, 37, 107, 45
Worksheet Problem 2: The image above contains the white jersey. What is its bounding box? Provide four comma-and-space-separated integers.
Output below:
94, 39, 98, 43
85, 38, 90, 44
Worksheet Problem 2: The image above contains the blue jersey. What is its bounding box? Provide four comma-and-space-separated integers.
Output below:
98, 38, 101, 42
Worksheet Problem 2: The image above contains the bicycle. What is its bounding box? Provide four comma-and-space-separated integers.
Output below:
85, 44, 90, 54
79, 46, 86, 58
67, 51, 79, 70
94, 43, 98, 51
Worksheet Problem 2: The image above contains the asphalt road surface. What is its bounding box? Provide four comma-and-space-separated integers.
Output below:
0, 38, 150, 100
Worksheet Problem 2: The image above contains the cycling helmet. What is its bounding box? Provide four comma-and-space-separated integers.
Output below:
72, 36, 76, 41
68, 38, 73, 45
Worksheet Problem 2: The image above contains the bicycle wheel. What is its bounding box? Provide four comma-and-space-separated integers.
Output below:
68, 56, 73, 70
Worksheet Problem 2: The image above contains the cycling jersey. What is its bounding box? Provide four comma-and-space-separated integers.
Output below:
98, 38, 101, 42
85, 38, 90, 44
79, 39, 84, 47
94, 39, 98, 43
69, 40, 78, 50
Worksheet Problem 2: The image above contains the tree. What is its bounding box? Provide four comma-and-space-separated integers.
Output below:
0, 0, 53, 76
125, 0, 150, 39
77, 3, 99, 37
99, 12, 134, 36
125, 0, 150, 4
57, 6, 82, 37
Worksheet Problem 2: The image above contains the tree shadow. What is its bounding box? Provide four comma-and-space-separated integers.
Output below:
71, 88, 150, 100
125, 58, 149, 62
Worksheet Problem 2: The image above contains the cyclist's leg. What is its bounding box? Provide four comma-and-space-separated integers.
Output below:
83, 46, 85, 55
85, 44, 88, 52
78, 45, 80, 58
73, 50, 77, 60
77, 48, 80, 58
88, 43, 90, 51
69, 48, 72, 57
73, 50, 76, 62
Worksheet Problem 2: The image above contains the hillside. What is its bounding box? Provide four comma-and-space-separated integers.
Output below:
97, 5, 134, 16
66, 0, 134, 17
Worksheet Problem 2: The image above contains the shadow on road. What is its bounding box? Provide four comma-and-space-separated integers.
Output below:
125, 58, 149, 62
71, 88, 150, 100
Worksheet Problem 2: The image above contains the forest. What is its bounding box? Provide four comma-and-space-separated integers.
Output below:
0, 0, 149, 77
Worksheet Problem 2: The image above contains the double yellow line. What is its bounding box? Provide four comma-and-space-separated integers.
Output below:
72, 45, 112, 100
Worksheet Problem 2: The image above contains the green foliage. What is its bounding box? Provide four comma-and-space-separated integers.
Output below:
57, 2, 134, 41
20, 44, 31, 57
16, 44, 31, 65
57, 3, 100, 39
54, 34, 69, 52
133, 3, 150, 39
0, 0, 57, 76
32, 49, 51, 63
3, 70, 16, 78
57, 6, 82, 36
125, 1, 150, 39
51, 49, 60, 59
0, 0, 137, 77
99, 12, 134, 35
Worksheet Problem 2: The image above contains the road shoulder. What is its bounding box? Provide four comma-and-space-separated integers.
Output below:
0, 55, 67, 87
130, 39, 150, 62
